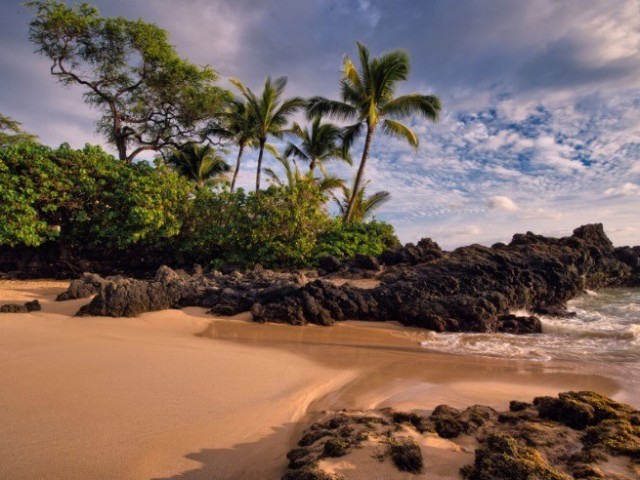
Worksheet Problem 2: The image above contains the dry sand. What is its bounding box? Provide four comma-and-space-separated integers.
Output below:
0, 280, 633, 480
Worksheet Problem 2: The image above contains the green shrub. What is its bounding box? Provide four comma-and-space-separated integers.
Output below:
0, 143, 191, 249
312, 220, 400, 261
181, 183, 330, 268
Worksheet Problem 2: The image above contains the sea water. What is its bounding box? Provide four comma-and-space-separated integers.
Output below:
418, 288, 640, 386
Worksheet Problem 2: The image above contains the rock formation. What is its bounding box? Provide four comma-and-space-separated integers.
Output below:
281, 391, 640, 480
58, 224, 640, 333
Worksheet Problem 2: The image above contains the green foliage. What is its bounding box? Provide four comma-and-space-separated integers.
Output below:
183, 184, 330, 268
0, 143, 191, 249
165, 143, 230, 190
312, 220, 400, 261
27, 0, 230, 162
0, 113, 38, 146
284, 116, 349, 173
332, 182, 391, 222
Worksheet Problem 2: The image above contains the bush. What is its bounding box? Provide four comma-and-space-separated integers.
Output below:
312, 220, 400, 262
181, 183, 330, 268
0, 143, 191, 249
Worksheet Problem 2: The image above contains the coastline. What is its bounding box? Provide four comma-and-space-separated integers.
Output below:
0, 280, 636, 479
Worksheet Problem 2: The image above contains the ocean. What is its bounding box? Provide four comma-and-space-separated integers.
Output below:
418, 288, 640, 391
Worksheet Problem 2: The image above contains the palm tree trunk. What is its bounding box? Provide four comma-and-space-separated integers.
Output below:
344, 125, 374, 222
256, 139, 266, 192
230, 142, 245, 193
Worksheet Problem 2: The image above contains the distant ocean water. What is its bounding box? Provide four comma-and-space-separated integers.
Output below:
418, 288, 640, 385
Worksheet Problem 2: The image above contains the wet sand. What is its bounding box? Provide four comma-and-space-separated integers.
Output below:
0, 280, 633, 480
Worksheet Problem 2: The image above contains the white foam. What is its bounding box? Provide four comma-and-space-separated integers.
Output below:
419, 287, 640, 364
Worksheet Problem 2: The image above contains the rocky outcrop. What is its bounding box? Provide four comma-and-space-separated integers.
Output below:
72, 266, 305, 318
56, 273, 110, 301
254, 224, 637, 332
62, 224, 638, 333
282, 391, 640, 480
0, 299, 41, 313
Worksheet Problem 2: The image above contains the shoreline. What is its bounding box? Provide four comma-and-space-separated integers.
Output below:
0, 280, 636, 479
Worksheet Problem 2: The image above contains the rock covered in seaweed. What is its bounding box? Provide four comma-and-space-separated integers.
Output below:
282, 391, 640, 480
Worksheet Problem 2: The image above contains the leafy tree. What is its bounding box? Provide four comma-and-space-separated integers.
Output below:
206, 99, 256, 192
284, 116, 349, 173
332, 182, 391, 222
0, 113, 38, 146
230, 76, 305, 191
0, 143, 191, 249
308, 42, 441, 221
27, 0, 229, 162
166, 143, 230, 190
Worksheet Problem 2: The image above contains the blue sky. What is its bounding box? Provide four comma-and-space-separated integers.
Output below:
1, 0, 639, 248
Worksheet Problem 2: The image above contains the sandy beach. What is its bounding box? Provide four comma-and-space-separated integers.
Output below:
0, 280, 634, 480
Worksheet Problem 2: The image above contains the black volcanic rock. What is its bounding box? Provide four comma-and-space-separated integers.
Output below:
380, 237, 443, 266
252, 224, 638, 332
56, 273, 109, 301
66, 224, 638, 335
0, 299, 40, 313
72, 265, 305, 318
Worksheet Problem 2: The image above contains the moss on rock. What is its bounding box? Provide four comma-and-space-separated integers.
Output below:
388, 438, 424, 473
460, 434, 571, 480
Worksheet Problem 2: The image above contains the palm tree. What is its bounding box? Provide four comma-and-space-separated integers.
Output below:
206, 99, 256, 193
284, 116, 350, 174
308, 42, 441, 222
230, 76, 305, 192
166, 143, 230, 190
264, 152, 344, 193
333, 182, 391, 222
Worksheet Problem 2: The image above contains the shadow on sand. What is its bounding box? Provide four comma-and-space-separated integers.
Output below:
151, 421, 298, 480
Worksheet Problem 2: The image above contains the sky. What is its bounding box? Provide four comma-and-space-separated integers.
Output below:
1, 0, 639, 249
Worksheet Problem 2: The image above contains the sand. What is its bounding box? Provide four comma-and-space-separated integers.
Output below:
0, 280, 633, 480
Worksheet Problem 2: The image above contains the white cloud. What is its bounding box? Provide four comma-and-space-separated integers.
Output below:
489, 196, 519, 212
604, 183, 640, 197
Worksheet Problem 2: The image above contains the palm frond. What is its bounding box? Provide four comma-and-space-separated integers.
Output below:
381, 119, 418, 148
381, 94, 441, 121
341, 122, 364, 156
361, 190, 391, 217
307, 97, 358, 122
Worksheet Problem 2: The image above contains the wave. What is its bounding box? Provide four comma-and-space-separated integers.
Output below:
418, 287, 640, 364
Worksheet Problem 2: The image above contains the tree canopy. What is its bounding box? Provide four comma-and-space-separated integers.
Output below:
27, 0, 230, 163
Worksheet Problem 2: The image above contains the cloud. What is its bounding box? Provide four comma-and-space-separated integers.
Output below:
604, 183, 640, 197
1, 0, 640, 249
489, 196, 519, 212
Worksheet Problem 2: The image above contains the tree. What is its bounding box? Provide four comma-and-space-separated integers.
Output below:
230, 76, 305, 192
0, 142, 191, 249
308, 42, 441, 222
166, 143, 230, 190
0, 113, 38, 146
332, 182, 391, 222
206, 99, 256, 192
284, 116, 349, 173
264, 152, 344, 193
27, 1, 229, 163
